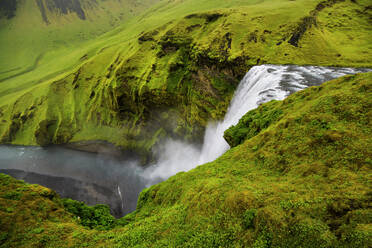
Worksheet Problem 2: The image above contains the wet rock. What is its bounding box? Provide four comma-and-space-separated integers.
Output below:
0, 0, 17, 19
0, 169, 124, 217
35, 120, 57, 146
64, 140, 126, 157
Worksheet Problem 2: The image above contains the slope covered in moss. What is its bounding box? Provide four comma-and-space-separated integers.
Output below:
0, 0, 160, 79
0, 173, 91, 247
0, 0, 371, 161
107, 72, 372, 247
1, 72, 371, 247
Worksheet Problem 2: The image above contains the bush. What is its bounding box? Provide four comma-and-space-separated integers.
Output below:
2, 191, 22, 200
243, 209, 257, 229
62, 198, 115, 230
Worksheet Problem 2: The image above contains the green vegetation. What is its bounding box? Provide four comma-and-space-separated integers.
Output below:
1, 73, 371, 247
0, 0, 160, 78
0, 0, 371, 161
0, 173, 87, 247
0, 0, 371, 246
62, 199, 116, 230
0, 173, 129, 247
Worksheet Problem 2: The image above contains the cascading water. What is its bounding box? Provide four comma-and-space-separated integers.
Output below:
117, 185, 124, 212
198, 65, 370, 164
0, 65, 369, 216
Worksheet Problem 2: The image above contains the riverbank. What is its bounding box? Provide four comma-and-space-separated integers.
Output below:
1, 0, 372, 162
1, 72, 371, 247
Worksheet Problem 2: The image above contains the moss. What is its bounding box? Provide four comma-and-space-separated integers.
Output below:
1, 73, 371, 247
34, 119, 58, 146
62, 198, 116, 230
288, 16, 317, 47
0, 173, 127, 247
115, 73, 371, 247
224, 101, 284, 147
1, 0, 371, 161
243, 209, 257, 229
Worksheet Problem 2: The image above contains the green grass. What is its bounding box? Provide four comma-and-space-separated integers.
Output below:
1, 0, 371, 160
1, 72, 371, 247
107, 73, 371, 247
0, 1, 371, 246
0, 0, 159, 75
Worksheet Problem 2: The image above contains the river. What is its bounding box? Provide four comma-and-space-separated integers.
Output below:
0, 65, 369, 217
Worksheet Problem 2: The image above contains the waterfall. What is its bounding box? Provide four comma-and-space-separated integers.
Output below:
117, 185, 124, 211
198, 65, 370, 164
1, 65, 369, 215
144, 65, 370, 182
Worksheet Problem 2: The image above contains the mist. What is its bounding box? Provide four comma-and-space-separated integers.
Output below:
0, 145, 147, 216
0, 140, 203, 216
143, 139, 202, 185
1, 65, 369, 217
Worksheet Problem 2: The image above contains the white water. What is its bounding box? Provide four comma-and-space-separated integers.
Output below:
143, 140, 202, 183
1, 65, 369, 214
143, 65, 370, 182
197, 65, 370, 164
117, 185, 124, 211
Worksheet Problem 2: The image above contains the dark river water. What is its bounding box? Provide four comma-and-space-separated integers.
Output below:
0, 145, 146, 217
0, 65, 370, 218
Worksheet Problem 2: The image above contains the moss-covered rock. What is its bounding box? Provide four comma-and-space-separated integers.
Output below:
1, 0, 371, 162
1, 72, 371, 247
113, 73, 371, 247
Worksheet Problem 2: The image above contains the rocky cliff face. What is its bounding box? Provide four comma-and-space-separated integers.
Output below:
0, 72, 371, 247
0, 0, 371, 163
1, 0, 95, 21
0, 169, 124, 217
1, 0, 129, 22
0, 0, 17, 19
35, 0, 95, 23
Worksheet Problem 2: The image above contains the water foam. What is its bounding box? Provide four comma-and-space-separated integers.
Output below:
198, 65, 370, 164
1, 65, 369, 214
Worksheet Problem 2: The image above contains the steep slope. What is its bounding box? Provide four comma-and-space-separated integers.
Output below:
0, 173, 118, 247
1, 72, 371, 247
109, 72, 372, 247
0, 0, 371, 161
0, 0, 160, 81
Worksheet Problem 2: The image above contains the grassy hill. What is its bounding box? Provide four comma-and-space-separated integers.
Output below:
0, 0, 159, 78
0, 0, 371, 161
1, 72, 371, 247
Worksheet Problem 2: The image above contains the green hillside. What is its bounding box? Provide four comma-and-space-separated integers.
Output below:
0, 0, 159, 78
0, 0, 371, 161
1, 72, 371, 247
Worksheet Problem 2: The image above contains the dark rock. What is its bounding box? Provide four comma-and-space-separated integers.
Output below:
36, 0, 90, 23
0, 169, 124, 217
36, 0, 49, 24
0, 0, 17, 19
288, 0, 345, 47
288, 16, 317, 47
64, 140, 126, 157
35, 120, 57, 146
185, 12, 223, 23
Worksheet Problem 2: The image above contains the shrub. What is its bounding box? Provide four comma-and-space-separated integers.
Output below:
243, 209, 257, 229
62, 198, 115, 230
2, 191, 22, 200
